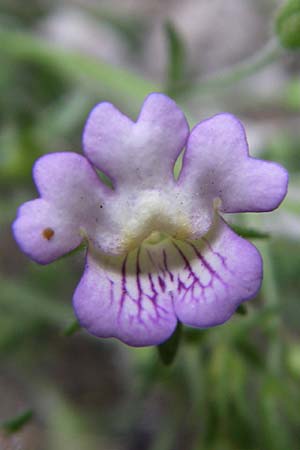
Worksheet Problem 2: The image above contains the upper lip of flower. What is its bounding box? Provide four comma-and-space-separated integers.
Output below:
12, 92, 288, 346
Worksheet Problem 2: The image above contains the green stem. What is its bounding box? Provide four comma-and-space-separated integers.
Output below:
258, 241, 282, 374
179, 38, 284, 98
0, 28, 286, 105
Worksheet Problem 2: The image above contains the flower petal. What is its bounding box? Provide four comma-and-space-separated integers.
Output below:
13, 152, 129, 260
173, 218, 262, 327
73, 244, 178, 346
83, 93, 189, 188
73, 217, 262, 346
180, 113, 288, 213
33, 152, 112, 210
12, 199, 82, 264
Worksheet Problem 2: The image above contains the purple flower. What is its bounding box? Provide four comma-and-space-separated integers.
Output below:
12, 93, 288, 346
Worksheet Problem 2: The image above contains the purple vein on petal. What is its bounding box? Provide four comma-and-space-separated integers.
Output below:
118, 253, 129, 320
158, 276, 166, 292
171, 241, 207, 304
188, 242, 228, 288
148, 272, 158, 300
163, 249, 174, 282
146, 249, 166, 278
108, 278, 114, 307
171, 241, 205, 287
202, 236, 228, 269
147, 273, 165, 321
145, 249, 170, 318
136, 247, 145, 323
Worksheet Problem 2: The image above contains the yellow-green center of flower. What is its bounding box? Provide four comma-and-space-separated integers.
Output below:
118, 190, 193, 253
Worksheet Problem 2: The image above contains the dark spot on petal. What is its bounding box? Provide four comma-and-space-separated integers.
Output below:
100, 204, 103, 209
42, 228, 55, 240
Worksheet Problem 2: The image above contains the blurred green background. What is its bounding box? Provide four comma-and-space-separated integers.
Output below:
1, 0, 300, 449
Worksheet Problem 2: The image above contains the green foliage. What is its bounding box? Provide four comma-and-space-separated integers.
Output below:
157, 322, 182, 365
229, 224, 270, 240
0, 28, 158, 106
164, 21, 186, 94
1, 410, 33, 434
63, 320, 81, 337
0, 5, 300, 450
235, 304, 248, 316
284, 78, 300, 111
276, 0, 300, 49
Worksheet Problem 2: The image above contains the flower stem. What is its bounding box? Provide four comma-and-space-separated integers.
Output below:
178, 38, 284, 98
258, 241, 282, 375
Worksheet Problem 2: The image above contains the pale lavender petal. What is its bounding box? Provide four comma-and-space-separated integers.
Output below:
73, 218, 262, 345
12, 199, 82, 264
173, 219, 262, 327
33, 152, 112, 210
180, 113, 288, 213
73, 244, 178, 346
83, 93, 189, 188
13, 152, 130, 261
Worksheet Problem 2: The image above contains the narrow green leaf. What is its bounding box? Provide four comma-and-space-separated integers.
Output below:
165, 21, 186, 92
0, 28, 159, 104
177, 38, 282, 99
235, 339, 265, 369
173, 150, 184, 180
63, 320, 81, 337
157, 322, 182, 365
230, 224, 270, 239
96, 169, 114, 190
1, 410, 33, 434
35, 90, 94, 140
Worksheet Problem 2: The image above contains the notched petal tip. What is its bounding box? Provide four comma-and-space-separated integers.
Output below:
188, 112, 249, 155
82, 92, 189, 188
82, 101, 133, 178
139, 92, 189, 123
180, 111, 289, 214
33, 151, 105, 200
